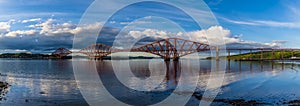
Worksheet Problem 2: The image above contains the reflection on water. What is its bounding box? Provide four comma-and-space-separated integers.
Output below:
0, 59, 300, 105
0, 59, 88, 106
218, 60, 300, 105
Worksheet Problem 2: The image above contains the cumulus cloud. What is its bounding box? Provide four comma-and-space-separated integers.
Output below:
0, 18, 103, 52
126, 26, 286, 48
186, 26, 234, 45
0, 18, 287, 53
187, 26, 286, 48
28, 18, 102, 36
34, 18, 75, 36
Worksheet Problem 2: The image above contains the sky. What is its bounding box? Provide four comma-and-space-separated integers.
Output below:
0, 0, 300, 53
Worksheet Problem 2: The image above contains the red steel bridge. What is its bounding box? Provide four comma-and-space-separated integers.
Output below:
52, 38, 300, 61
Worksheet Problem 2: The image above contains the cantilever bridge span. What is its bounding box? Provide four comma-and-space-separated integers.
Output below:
52, 38, 300, 61
52, 38, 212, 61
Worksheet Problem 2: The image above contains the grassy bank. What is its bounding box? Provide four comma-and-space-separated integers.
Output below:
206, 51, 300, 60
227, 51, 300, 60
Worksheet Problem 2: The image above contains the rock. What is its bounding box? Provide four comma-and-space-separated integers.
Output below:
40, 91, 46, 94
284, 100, 300, 105
0, 81, 9, 96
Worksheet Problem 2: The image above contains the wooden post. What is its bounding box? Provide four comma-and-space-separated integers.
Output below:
260, 61, 263, 71
228, 50, 231, 71
281, 49, 284, 60
216, 46, 219, 61
272, 61, 274, 70
260, 49, 263, 60
250, 50, 252, 60
250, 61, 252, 71
228, 50, 230, 60
282, 62, 284, 70
239, 49, 242, 60
228, 59, 231, 71
292, 49, 294, 58
239, 60, 242, 72
272, 49, 274, 60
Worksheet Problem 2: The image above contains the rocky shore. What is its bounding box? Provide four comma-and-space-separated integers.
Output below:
0, 81, 9, 102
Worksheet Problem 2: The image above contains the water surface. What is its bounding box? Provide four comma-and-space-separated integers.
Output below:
0, 59, 300, 105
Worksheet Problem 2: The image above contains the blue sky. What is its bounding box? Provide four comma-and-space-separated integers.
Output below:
206, 0, 300, 48
0, 0, 300, 53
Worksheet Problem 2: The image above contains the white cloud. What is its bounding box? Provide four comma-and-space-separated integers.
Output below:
264, 40, 288, 47
128, 29, 171, 39
207, 0, 223, 5
0, 18, 287, 52
0, 49, 30, 53
5, 30, 37, 37
29, 18, 102, 36
186, 26, 234, 45
222, 17, 300, 28
220, 17, 260, 26
71, 22, 102, 35
120, 21, 152, 25
0, 12, 69, 21
253, 20, 300, 28
21, 18, 41, 23
0, 18, 103, 38
27, 25, 36, 28
127, 26, 286, 48
0, 21, 11, 33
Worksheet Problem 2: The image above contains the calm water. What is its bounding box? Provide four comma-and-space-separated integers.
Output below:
0, 59, 300, 105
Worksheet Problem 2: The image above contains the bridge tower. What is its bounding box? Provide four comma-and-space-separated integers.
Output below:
52, 48, 72, 59
79, 44, 115, 60
132, 38, 211, 61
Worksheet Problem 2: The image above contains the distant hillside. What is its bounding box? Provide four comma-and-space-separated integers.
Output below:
227, 51, 300, 60
0, 53, 67, 59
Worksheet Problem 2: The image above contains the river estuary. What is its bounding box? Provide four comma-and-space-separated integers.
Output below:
0, 59, 300, 105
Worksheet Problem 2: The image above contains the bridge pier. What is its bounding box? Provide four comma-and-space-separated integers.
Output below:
87, 56, 104, 61
164, 58, 180, 61
173, 58, 180, 61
